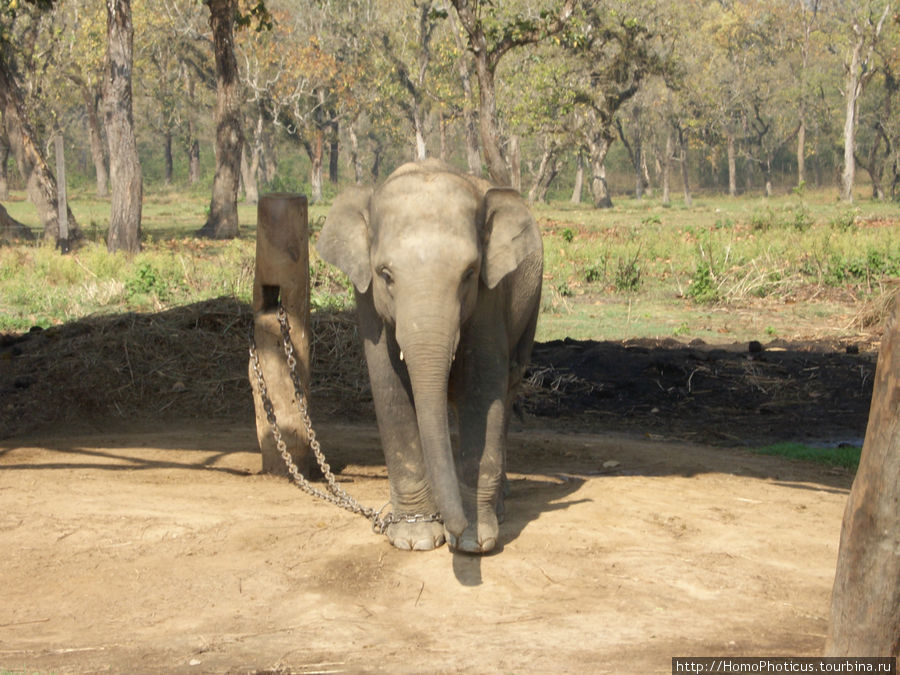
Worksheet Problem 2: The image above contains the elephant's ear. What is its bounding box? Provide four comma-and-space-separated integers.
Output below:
482, 187, 543, 289
316, 186, 374, 293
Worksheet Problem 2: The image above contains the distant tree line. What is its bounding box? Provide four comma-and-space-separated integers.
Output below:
0, 0, 897, 251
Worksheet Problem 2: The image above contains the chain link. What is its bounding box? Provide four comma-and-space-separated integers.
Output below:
248, 305, 442, 534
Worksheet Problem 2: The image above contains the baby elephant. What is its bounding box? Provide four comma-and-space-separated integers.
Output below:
316, 159, 542, 554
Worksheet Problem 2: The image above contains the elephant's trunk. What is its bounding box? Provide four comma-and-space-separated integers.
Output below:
396, 319, 468, 538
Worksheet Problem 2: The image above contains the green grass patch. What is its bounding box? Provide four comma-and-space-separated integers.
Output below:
1, 187, 898, 343
750, 442, 861, 470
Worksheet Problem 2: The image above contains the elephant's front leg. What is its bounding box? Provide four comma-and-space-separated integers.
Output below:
359, 301, 444, 551
452, 342, 509, 554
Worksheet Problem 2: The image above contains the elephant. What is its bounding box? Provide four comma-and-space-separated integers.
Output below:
316, 159, 543, 554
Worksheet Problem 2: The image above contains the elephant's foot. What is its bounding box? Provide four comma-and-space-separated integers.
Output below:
447, 508, 499, 554
385, 519, 445, 551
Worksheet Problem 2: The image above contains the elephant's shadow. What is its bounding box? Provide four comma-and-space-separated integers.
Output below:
451, 472, 588, 586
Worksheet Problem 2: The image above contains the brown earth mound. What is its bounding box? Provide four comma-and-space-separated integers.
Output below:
0, 297, 878, 447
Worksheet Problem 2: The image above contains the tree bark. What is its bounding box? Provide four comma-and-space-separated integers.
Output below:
842, 35, 863, 203
306, 127, 324, 204
198, 0, 243, 239
587, 133, 613, 208
661, 128, 673, 206
183, 65, 201, 185
0, 132, 9, 199
347, 120, 364, 184
451, 0, 509, 185
472, 51, 509, 185
413, 108, 427, 160
528, 139, 558, 203
241, 111, 263, 204
83, 85, 109, 198
105, 0, 143, 253
508, 134, 521, 192
727, 132, 737, 197
678, 125, 692, 207
826, 299, 900, 658
163, 129, 173, 186
841, 5, 890, 203
797, 118, 806, 188
0, 54, 79, 243
570, 151, 583, 204
328, 122, 339, 184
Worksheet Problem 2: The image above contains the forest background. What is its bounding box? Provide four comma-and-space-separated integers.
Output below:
1, 0, 899, 343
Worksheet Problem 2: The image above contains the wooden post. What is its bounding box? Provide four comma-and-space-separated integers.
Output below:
248, 194, 312, 476
826, 298, 900, 657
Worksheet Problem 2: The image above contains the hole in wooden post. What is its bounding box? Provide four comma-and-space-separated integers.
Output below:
261, 285, 281, 312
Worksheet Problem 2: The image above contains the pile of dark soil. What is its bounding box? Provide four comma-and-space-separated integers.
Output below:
526, 337, 877, 446
0, 297, 880, 447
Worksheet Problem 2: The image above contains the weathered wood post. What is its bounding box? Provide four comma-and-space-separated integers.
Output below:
826, 298, 900, 657
248, 193, 312, 476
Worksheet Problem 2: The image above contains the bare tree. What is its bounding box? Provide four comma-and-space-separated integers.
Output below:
0, 48, 79, 244
841, 1, 891, 203
450, 0, 574, 186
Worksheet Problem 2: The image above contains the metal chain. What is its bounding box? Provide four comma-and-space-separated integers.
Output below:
248, 305, 442, 534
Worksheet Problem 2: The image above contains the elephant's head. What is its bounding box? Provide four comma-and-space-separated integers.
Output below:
316, 160, 541, 537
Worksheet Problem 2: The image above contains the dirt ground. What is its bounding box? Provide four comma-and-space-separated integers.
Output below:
0, 300, 879, 673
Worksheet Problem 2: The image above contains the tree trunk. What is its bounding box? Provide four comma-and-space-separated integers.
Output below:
328, 121, 339, 184
826, 300, 900, 658
618, 114, 646, 198
0, 54, 79, 243
307, 128, 324, 204
188, 136, 200, 184
163, 128, 173, 186
240, 112, 263, 204
570, 151, 583, 204
413, 108, 427, 161
587, 134, 613, 208
370, 130, 383, 181
678, 126, 692, 207
54, 132, 69, 252
662, 129, 672, 206
840, 5, 889, 203
508, 134, 521, 193
347, 120, 364, 184
183, 66, 201, 185
764, 155, 773, 198
841, 35, 864, 203
105, 0, 143, 253
198, 0, 243, 239
473, 55, 509, 185
83, 85, 108, 198
0, 133, 9, 199
727, 132, 737, 197
439, 115, 448, 162
240, 141, 259, 204
797, 118, 806, 188
528, 140, 557, 203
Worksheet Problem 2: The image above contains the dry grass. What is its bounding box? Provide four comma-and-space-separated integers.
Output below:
0, 298, 371, 439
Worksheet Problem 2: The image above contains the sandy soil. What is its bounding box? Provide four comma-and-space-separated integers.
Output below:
0, 420, 851, 673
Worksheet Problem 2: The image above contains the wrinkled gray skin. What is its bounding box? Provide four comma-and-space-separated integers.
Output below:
316, 159, 542, 554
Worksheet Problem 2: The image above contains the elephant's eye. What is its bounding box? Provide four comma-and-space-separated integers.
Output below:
378, 266, 394, 286
463, 266, 477, 283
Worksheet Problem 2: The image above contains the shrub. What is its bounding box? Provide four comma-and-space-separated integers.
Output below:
614, 255, 642, 292
687, 261, 718, 304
